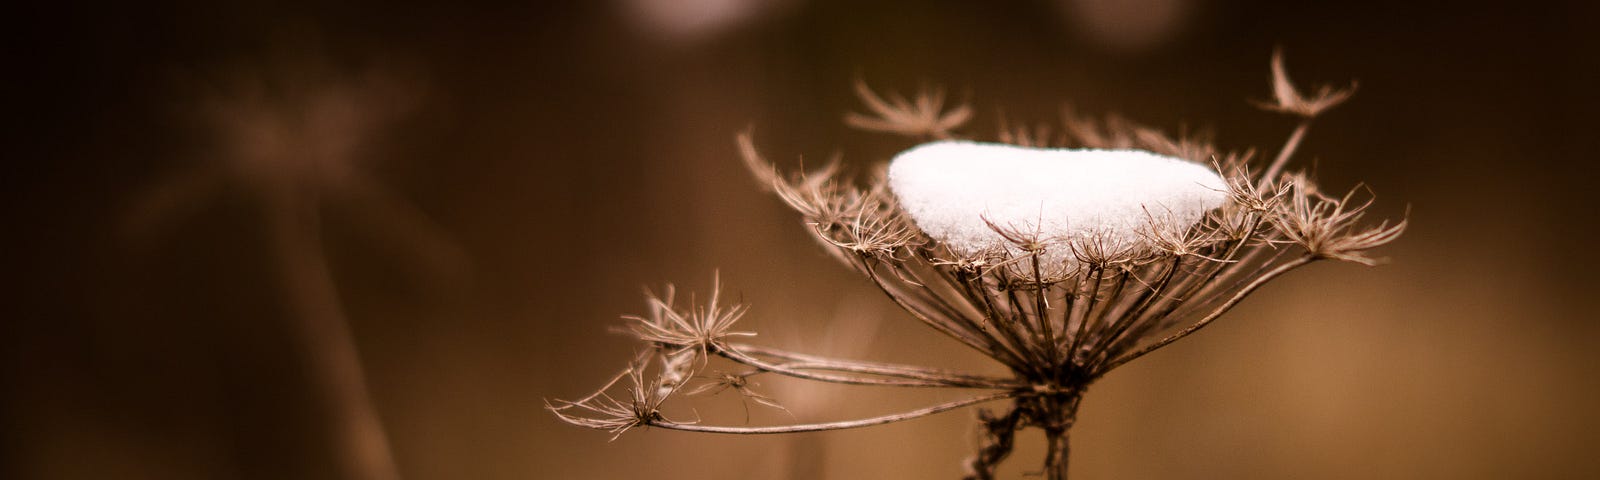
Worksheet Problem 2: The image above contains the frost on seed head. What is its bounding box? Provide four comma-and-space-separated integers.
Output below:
887, 141, 1228, 268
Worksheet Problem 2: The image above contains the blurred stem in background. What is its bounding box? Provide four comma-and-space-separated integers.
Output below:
266, 183, 400, 480
123, 59, 436, 479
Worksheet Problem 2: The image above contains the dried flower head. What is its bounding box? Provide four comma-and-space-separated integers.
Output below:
1254, 48, 1358, 118
845, 80, 973, 139
1271, 175, 1408, 266
547, 354, 697, 441
623, 273, 755, 358
553, 53, 1404, 480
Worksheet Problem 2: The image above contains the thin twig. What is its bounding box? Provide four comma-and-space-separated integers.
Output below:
1258, 119, 1311, 189
718, 344, 982, 388
729, 343, 1023, 388
1099, 255, 1316, 374
648, 392, 1017, 434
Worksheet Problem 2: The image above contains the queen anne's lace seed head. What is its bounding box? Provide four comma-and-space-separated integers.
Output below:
887, 141, 1228, 270
555, 54, 1405, 480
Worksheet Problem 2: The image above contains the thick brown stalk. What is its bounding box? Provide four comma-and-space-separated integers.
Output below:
1043, 428, 1070, 480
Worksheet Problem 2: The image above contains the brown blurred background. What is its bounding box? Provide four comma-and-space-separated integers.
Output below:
4, 1, 1597, 478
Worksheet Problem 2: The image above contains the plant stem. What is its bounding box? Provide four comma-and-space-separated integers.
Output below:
1040, 393, 1081, 480
650, 391, 1016, 434
963, 406, 1025, 480
1099, 255, 1316, 373
1259, 119, 1312, 189
716, 344, 984, 388
727, 343, 1022, 387
267, 185, 399, 480
862, 262, 1005, 363
1043, 428, 1069, 480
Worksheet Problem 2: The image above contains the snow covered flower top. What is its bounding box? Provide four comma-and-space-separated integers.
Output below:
887, 141, 1228, 264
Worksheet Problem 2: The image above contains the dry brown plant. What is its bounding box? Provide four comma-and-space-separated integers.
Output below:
551, 52, 1401, 480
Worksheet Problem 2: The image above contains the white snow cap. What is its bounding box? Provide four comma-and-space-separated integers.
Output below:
888, 141, 1228, 265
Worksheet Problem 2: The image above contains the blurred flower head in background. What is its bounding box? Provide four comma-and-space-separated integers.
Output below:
1056, 0, 1191, 53
621, 0, 797, 45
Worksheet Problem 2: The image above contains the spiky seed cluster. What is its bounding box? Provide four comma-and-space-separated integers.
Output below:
845, 81, 973, 139
624, 275, 755, 357
552, 53, 1402, 480
1253, 48, 1357, 118
546, 355, 689, 441
1272, 175, 1408, 266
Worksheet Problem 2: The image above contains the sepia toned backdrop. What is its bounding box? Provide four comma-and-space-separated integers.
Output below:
4, 1, 1596, 478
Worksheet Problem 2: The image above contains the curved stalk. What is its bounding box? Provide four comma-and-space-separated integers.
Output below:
1099, 255, 1316, 374
862, 262, 1015, 366
890, 261, 1033, 370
